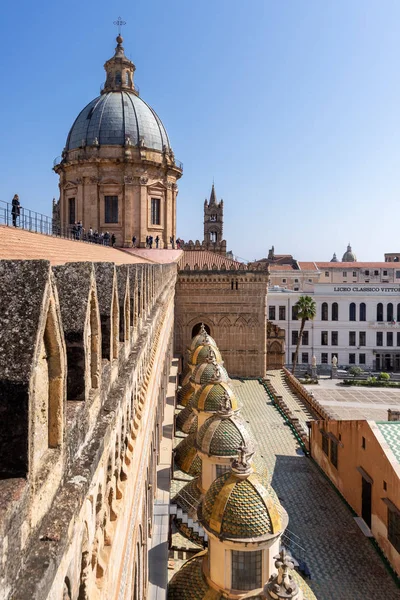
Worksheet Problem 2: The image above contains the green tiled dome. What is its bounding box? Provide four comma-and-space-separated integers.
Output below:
178, 381, 194, 407
176, 404, 196, 433
192, 382, 238, 413
196, 414, 254, 457
190, 344, 223, 366
191, 361, 229, 386
190, 328, 218, 352
200, 470, 284, 540
174, 433, 202, 476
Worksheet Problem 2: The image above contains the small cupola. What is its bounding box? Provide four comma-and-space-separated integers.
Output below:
102, 34, 138, 95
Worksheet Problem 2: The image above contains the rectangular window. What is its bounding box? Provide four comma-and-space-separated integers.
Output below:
292, 331, 299, 345
365, 270, 370, 276
331, 331, 338, 346
359, 353, 366, 364
292, 305, 298, 320
377, 332, 383, 347
322, 432, 329, 456
374, 270, 379, 276
269, 306, 276, 320
321, 331, 328, 346
302, 331, 309, 345
282, 278, 287, 284
68, 197, 75, 225
397, 332, 400, 347
349, 353, 356, 364
291, 352, 295, 363
387, 505, 400, 547
343, 271, 347, 277
301, 352, 309, 364
359, 332, 366, 346
387, 332, 393, 347
325, 271, 329, 277
105, 195, 118, 223
279, 306, 286, 320
349, 331, 356, 346
353, 271, 357, 277
321, 353, 328, 364
231, 550, 262, 591
151, 197, 161, 225
396, 271, 400, 279
383, 270, 388, 276
330, 439, 338, 469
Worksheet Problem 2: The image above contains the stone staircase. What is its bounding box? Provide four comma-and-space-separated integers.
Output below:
170, 503, 208, 543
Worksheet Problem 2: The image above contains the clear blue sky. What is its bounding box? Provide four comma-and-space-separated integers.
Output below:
1, 0, 399, 262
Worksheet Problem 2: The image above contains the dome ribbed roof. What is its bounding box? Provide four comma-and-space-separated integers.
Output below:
174, 433, 202, 476
191, 382, 238, 413
200, 470, 284, 540
189, 328, 217, 351
196, 413, 254, 457
191, 362, 229, 386
342, 243, 357, 262
66, 91, 170, 151
190, 344, 223, 366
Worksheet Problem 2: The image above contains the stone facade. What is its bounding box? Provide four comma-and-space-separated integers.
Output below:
0, 258, 177, 600
175, 253, 269, 377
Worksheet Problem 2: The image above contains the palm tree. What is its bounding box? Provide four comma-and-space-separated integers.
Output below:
292, 295, 316, 375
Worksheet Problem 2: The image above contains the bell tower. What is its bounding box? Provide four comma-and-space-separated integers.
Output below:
203, 184, 224, 247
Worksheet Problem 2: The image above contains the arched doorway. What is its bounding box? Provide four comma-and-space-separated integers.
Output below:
191, 323, 210, 337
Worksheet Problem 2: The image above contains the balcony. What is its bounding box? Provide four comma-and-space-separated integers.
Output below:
369, 321, 400, 329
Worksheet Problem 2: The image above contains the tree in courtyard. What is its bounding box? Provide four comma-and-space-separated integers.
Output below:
292, 295, 316, 375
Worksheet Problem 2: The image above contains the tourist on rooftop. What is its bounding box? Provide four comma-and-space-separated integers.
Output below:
111, 233, 116, 247
104, 231, 110, 246
132, 235, 137, 247
11, 194, 20, 227
155, 235, 160, 249
170, 235, 174, 249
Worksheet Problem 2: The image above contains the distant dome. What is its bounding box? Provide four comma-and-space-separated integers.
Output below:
342, 243, 357, 262
66, 91, 170, 151
330, 252, 338, 263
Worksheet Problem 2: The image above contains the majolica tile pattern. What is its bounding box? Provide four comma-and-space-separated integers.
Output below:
190, 344, 223, 366
191, 362, 230, 386
377, 422, 400, 463
174, 433, 202, 476
196, 415, 253, 457
191, 382, 238, 412
201, 471, 281, 539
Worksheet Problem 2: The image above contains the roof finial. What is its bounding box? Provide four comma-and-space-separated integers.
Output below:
113, 16, 126, 37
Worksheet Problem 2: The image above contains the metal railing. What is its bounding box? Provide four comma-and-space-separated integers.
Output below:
0, 199, 114, 246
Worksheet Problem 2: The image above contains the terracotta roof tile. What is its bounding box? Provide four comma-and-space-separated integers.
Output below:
0, 226, 153, 266
178, 250, 242, 270
316, 262, 394, 268
269, 265, 295, 271
298, 262, 319, 271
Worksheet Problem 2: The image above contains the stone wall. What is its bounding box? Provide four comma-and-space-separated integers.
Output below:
174, 270, 268, 377
0, 258, 177, 600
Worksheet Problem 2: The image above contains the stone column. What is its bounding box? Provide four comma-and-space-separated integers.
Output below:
165, 183, 173, 249
123, 177, 134, 246
139, 177, 148, 247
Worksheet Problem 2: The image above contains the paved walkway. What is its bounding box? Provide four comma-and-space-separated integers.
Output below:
148, 359, 178, 600
267, 369, 318, 428
235, 379, 400, 600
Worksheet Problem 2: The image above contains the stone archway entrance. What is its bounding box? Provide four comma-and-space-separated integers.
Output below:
191, 323, 210, 337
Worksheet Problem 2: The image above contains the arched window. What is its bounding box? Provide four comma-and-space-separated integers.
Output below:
125, 71, 130, 85
387, 302, 394, 322
321, 302, 328, 321
115, 71, 122, 85
349, 302, 356, 322
209, 231, 217, 242
377, 303, 383, 321
359, 302, 366, 321
332, 302, 339, 321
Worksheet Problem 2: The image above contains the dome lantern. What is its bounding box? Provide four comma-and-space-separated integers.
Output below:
102, 35, 138, 95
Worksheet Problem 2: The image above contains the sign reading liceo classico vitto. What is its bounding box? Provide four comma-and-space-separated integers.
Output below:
314, 285, 400, 295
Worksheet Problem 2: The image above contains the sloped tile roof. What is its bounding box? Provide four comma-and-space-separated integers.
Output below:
178, 250, 242, 271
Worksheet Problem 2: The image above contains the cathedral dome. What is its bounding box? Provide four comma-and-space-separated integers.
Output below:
66, 91, 170, 151
342, 243, 357, 262
200, 462, 285, 540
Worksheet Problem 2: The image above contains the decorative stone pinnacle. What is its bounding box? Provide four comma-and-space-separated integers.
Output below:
263, 549, 299, 599
231, 443, 252, 477
205, 346, 216, 363
217, 391, 233, 417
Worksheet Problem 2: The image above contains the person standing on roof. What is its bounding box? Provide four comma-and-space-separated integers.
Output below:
11, 194, 20, 227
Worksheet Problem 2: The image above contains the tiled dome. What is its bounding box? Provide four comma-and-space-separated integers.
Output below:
176, 403, 197, 433
189, 327, 217, 352
196, 413, 254, 457
191, 361, 229, 386
190, 344, 223, 366
191, 382, 238, 413
200, 469, 285, 540
174, 433, 202, 476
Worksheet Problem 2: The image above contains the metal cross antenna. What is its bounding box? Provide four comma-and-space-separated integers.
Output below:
113, 17, 126, 35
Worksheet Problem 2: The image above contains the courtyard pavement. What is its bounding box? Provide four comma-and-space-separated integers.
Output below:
235, 379, 400, 600
303, 378, 400, 420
